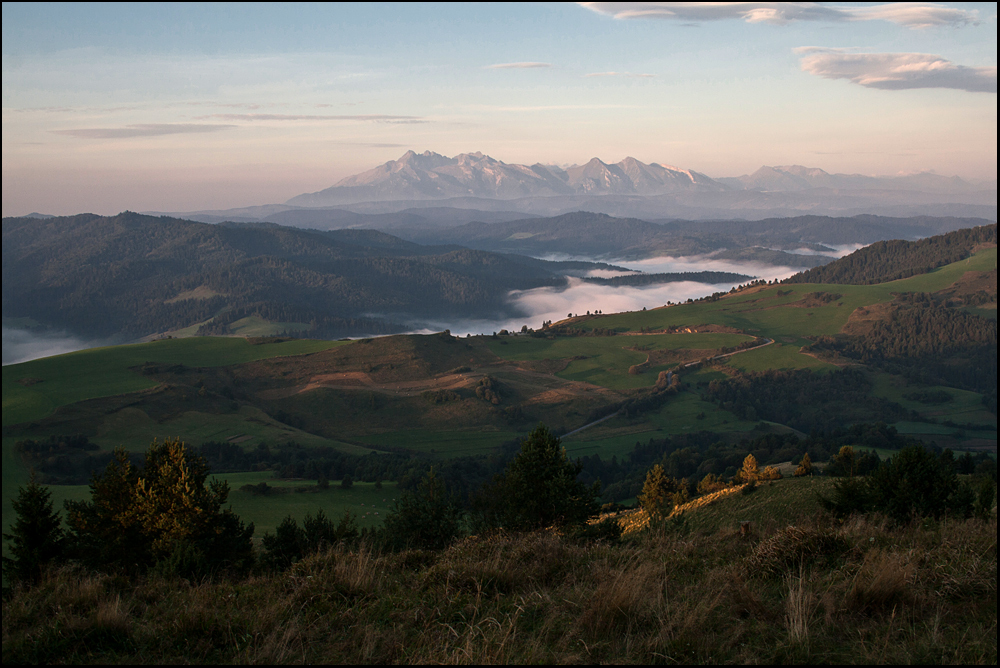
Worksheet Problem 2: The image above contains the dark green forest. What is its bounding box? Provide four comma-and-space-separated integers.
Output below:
2, 213, 578, 340
786, 223, 997, 285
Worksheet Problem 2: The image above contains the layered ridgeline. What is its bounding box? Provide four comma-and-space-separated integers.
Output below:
5, 223, 994, 494
3, 213, 753, 341
394, 212, 990, 263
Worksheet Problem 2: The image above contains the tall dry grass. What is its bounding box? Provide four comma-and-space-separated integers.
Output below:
3, 514, 996, 664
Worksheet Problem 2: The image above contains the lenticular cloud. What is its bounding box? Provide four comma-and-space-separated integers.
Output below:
795, 48, 997, 94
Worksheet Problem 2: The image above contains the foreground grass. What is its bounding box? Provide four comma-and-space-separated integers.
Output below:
3, 510, 995, 664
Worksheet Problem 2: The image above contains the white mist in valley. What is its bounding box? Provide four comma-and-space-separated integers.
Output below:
2, 327, 93, 366
402, 254, 807, 337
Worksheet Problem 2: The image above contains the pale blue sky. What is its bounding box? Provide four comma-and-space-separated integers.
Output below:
3, 2, 996, 215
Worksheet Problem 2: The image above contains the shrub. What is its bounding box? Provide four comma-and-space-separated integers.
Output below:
822, 446, 975, 522
793, 453, 813, 477
382, 469, 463, 550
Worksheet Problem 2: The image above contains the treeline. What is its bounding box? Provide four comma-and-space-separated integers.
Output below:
808, 298, 997, 401
703, 367, 910, 433
581, 271, 751, 287
1, 213, 568, 340
785, 224, 996, 285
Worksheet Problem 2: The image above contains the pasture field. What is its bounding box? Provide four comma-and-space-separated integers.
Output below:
725, 341, 835, 372
2, 336, 347, 427
217, 474, 398, 534
871, 373, 995, 428
354, 428, 520, 457
227, 316, 312, 337
487, 332, 753, 390
88, 406, 373, 455
575, 247, 997, 338
2, 474, 396, 557
2, 337, 349, 536
563, 391, 760, 459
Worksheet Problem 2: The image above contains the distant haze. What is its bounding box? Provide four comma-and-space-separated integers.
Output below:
2, 326, 93, 366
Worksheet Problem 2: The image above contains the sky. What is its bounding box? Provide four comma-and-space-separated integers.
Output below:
2, 2, 996, 216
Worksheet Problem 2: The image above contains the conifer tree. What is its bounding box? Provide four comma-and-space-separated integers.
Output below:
476, 424, 599, 531
638, 464, 672, 518
2, 473, 65, 585
739, 454, 760, 483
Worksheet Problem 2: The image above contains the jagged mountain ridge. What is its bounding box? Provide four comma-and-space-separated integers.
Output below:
287, 151, 726, 207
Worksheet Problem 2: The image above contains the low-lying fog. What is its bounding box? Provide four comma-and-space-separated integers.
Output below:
3, 253, 855, 364
2, 326, 93, 366
405, 253, 822, 336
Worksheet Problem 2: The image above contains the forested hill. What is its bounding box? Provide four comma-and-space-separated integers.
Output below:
785, 224, 997, 285
2, 213, 582, 340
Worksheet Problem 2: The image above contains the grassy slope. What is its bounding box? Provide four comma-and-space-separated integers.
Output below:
487, 332, 753, 389
4, 249, 995, 546
3, 477, 995, 664
579, 246, 996, 340
3, 337, 346, 427
2, 338, 348, 538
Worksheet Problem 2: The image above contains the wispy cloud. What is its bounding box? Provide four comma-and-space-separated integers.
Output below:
465, 104, 638, 112
486, 62, 552, 69
585, 71, 655, 78
579, 2, 979, 29
51, 123, 236, 139
198, 113, 424, 122
795, 48, 997, 93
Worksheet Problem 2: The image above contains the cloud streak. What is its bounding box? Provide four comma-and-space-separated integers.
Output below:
585, 71, 655, 78
51, 123, 235, 139
579, 2, 979, 29
199, 113, 425, 122
486, 62, 552, 69
796, 48, 997, 93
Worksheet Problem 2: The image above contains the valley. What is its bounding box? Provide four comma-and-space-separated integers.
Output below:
4, 224, 995, 536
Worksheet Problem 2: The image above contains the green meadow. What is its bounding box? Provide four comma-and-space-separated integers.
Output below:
487, 332, 753, 390
4, 475, 398, 542
217, 474, 399, 534
577, 247, 997, 341
725, 341, 835, 372
2, 336, 346, 427
354, 428, 520, 457
563, 391, 761, 459
2, 337, 348, 538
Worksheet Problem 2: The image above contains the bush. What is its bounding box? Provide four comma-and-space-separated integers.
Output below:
822, 446, 974, 522
382, 469, 463, 550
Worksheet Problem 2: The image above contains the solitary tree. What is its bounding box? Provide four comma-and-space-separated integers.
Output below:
477, 425, 600, 531
2, 473, 65, 585
738, 454, 760, 483
794, 453, 814, 477
638, 464, 673, 518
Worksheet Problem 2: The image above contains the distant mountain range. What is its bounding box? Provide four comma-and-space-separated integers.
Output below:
286, 151, 725, 207
145, 151, 995, 223
286, 151, 993, 208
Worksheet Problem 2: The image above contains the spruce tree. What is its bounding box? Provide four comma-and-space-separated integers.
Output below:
2, 473, 65, 585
